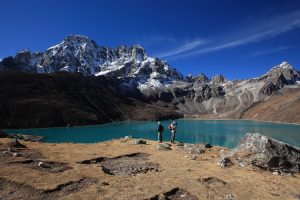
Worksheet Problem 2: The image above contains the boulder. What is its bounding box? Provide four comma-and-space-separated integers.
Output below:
156, 144, 171, 151
16, 134, 44, 142
5, 139, 27, 149
12, 153, 20, 158
133, 139, 146, 145
0, 131, 44, 142
219, 157, 233, 168
225, 133, 300, 173
163, 143, 171, 148
176, 142, 184, 147
225, 194, 235, 200
204, 143, 213, 148
183, 144, 206, 155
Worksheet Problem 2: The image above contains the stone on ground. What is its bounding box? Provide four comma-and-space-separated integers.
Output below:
133, 139, 146, 145
224, 133, 300, 173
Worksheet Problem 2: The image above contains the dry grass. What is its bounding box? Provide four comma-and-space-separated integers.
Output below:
0, 138, 299, 200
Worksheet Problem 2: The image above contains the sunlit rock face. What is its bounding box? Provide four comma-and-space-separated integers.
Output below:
224, 133, 300, 173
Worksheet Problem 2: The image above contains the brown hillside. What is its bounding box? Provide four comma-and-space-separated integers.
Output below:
242, 88, 300, 124
0, 71, 181, 129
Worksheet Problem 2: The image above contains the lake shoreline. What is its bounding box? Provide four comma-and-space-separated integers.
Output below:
4, 119, 300, 148
183, 117, 300, 126
4, 117, 300, 131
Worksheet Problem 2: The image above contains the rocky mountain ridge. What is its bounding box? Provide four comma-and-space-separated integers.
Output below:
0, 35, 183, 88
1, 35, 300, 126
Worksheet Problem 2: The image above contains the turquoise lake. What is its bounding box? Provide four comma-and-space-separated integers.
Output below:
5, 120, 300, 148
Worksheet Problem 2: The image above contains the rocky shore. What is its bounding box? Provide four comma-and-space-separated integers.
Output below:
0, 131, 44, 142
0, 133, 299, 200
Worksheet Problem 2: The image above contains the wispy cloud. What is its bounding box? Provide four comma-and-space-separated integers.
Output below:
248, 46, 292, 57
159, 11, 300, 60
157, 39, 206, 58
134, 35, 175, 46
148, 36, 175, 43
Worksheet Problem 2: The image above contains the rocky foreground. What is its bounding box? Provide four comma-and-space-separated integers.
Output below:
0, 133, 299, 200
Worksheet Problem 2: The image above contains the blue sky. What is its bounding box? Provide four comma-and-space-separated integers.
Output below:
0, 0, 300, 79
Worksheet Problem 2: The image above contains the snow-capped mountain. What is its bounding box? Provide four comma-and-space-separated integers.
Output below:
1, 35, 300, 120
0, 35, 183, 88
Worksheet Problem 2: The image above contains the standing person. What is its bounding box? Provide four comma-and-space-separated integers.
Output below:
169, 121, 177, 143
157, 122, 164, 142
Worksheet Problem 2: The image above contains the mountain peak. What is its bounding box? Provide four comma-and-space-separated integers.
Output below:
196, 73, 209, 83
64, 35, 98, 48
267, 61, 295, 75
130, 45, 147, 62
64, 35, 91, 42
279, 61, 293, 69
18, 49, 31, 54
212, 74, 226, 83
132, 45, 146, 52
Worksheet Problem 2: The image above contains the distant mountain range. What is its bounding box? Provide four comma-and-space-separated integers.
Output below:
1, 35, 300, 128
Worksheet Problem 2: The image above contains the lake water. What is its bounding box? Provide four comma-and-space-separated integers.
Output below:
5, 120, 300, 148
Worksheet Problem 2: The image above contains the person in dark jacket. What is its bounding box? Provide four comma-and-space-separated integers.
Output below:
157, 122, 164, 142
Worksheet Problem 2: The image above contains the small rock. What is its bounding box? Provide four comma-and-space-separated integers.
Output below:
219, 157, 233, 168
38, 162, 44, 167
183, 144, 205, 155
13, 153, 20, 158
90, 160, 97, 164
225, 194, 235, 200
11, 134, 44, 142
191, 155, 198, 160
7, 147, 17, 152
163, 143, 171, 148
156, 144, 171, 151
100, 181, 110, 186
6, 139, 27, 148
205, 143, 213, 148
176, 142, 184, 146
273, 172, 279, 175
133, 139, 146, 145
293, 194, 300, 200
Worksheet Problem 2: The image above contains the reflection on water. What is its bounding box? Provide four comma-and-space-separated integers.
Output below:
6, 120, 300, 148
